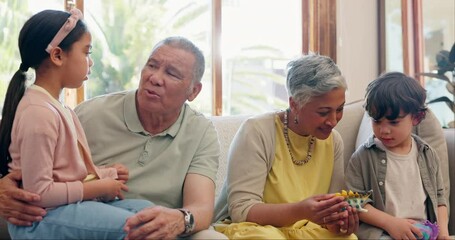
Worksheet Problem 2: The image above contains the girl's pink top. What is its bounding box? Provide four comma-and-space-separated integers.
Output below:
8, 86, 118, 208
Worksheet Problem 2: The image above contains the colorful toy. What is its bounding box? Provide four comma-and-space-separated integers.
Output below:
334, 190, 372, 212
413, 220, 439, 240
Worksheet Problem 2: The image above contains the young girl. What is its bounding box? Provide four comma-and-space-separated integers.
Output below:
0, 9, 151, 239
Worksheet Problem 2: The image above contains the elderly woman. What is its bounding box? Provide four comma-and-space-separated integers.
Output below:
214, 53, 359, 239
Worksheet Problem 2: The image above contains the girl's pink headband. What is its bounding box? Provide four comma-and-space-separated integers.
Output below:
45, 8, 83, 53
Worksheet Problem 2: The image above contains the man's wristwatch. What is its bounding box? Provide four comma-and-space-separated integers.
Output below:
178, 208, 195, 237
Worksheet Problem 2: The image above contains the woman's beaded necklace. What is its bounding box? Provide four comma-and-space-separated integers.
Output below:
283, 109, 316, 166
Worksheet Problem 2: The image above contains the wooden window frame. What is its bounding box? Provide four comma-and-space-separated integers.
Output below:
302, 0, 337, 60
401, 0, 424, 84
64, 0, 85, 108
211, 0, 222, 116
379, 0, 424, 85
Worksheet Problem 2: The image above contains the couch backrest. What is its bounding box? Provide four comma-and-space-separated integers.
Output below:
333, 100, 366, 165
210, 115, 250, 198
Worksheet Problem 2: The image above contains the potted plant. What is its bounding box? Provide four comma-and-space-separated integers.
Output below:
417, 42, 455, 128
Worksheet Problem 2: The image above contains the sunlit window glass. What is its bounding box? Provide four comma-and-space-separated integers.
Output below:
221, 0, 302, 115
421, 0, 454, 128
384, 0, 403, 72
84, 0, 212, 114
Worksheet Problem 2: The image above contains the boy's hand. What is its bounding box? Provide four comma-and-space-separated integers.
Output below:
385, 218, 422, 240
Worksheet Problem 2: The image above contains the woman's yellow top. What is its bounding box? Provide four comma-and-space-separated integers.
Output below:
263, 115, 335, 205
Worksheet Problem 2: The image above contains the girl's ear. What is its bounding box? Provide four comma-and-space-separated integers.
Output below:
48, 47, 64, 67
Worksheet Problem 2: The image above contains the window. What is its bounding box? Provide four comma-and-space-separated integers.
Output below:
84, 0, 213, 114
1, 0, 336, 116
220, 0, 301, 115
382, 0, 454, 128
84, 0, 301, 115
383, 0, 404, 72
421, 0, 454, 128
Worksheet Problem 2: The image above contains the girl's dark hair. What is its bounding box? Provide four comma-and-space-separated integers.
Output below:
364, 72, 427, 121
0, 10, 88, 177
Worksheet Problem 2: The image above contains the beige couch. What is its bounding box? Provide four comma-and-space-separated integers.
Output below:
1, 100, 454, 238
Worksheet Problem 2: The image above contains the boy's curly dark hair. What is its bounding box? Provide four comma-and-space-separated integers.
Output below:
364, 72, 427, 122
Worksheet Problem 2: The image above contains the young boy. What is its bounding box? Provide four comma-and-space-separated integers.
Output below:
345, 72, 449, 240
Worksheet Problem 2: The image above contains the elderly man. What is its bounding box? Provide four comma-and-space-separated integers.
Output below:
0, 36, 226, 239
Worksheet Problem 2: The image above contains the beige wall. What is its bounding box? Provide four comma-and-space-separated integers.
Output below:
336, 0, 379, 104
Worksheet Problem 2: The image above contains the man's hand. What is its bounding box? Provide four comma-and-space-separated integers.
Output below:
0, 171, 46, 226
123, 206, 184, 240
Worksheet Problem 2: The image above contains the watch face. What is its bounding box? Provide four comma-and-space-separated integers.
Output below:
179, 208, 195, 235
187, 210, 195, 230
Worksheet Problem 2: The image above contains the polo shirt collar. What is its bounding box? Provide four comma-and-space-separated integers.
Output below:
123, 90, 185, 137
124, 90, 143, 133
165, 105, 185, 137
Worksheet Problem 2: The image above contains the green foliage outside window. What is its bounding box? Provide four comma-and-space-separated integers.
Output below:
0, 0, 31, 112
0, 0, 292, 116
84, 0, 209, 98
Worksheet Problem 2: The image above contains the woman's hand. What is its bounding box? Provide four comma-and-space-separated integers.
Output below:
325, 206, 359, 235
297, 194, 349, 226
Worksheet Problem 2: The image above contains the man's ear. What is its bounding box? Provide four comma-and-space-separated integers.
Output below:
48, 47, 64, 67
187, 82, 202, 102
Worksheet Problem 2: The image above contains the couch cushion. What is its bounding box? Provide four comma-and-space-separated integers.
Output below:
334, 100, 366, 168
355, 112, 373, 149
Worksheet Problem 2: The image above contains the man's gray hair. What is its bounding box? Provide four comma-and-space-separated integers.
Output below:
152, 36, 205, 83
286, 53, 347, 108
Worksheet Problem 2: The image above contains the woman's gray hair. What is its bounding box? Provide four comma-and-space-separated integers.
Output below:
152, 36, 205, 83
286, 53, 347, 108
